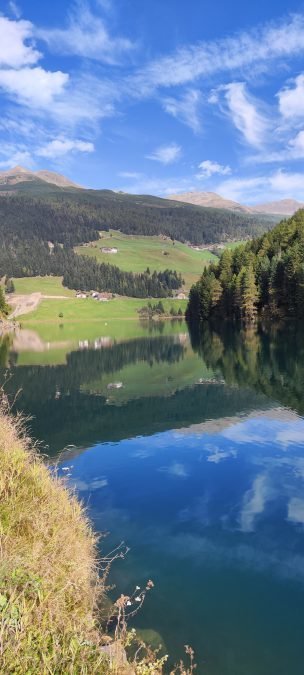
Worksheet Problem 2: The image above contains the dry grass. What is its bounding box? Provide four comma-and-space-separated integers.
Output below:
0, 406, 110, 674
0, 406, 196, 674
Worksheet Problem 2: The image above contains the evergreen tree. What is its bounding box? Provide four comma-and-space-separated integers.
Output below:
241, 265, 258, 323
187, 209, 304, 324
0, 286, 8, 316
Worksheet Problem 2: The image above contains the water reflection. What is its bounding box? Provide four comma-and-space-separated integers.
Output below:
1, 322, 304, 673
0, 330, 269, 454
189, 321, 304, 416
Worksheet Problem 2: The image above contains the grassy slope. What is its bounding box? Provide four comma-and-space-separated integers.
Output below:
21, 296, 186, 322
13, 276, 74, 296
75, 231, 217, 289
17, 285, 186, 339
11, 276, 186, 346
0, 408, 110, 673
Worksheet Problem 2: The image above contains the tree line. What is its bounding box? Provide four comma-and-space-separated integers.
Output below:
186, 209, 304, 324
0, 191, 276, 247
0, 239, 182, 298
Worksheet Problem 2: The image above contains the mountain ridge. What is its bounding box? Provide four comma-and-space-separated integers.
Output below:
0, 166, 79, 189
167, 191, 304, 216
0, 166, 300, 218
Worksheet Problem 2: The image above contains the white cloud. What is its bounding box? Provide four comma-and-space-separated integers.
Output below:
116, 175, 196, 196
270, 169, 304, 195
0, 67, 68, 107
197, 159, 231, 179
118, 171, 143, 179
162, 89, 202, 133
130, 14, 304, 95
0, 16, 40, 67
215, 169, 304, 203
216, 82, 269, 147
278, 74, 304, 119
289, 130, 304, 156
37, 138, 95, 159
207, 448, 237, 463
0, 146, 32, 169
38, 2, 135, 65
159, 462, 189, 478
288, 498, 304, 525
240, 473, 269, 532
8, 2, 22, 19
146, 143, 181, 165
276, 424, 304, 446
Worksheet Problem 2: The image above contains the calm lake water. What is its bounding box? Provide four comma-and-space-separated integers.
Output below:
2, 320, 304, 674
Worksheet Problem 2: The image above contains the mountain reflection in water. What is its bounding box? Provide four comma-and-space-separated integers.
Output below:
1, 321, 304, 674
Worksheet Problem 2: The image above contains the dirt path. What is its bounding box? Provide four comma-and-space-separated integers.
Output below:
9, 293, 70, 319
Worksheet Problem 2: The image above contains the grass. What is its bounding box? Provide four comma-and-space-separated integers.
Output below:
0, 408, 179, 673
75, 231, 217, 289
13, 276, 74, 296
19, 296, 187, 347
0, 405, 110, 673
21, 296, 187, 322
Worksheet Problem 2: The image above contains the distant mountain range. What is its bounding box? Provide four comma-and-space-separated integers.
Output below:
0, 165, 79, 189
167, 191, 304, 216
0, 168, 303, 217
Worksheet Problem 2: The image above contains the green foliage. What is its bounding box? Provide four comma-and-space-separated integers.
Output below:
0, 190, 277, 247
4, 277, 15, 294
0, 187, 276, 300
187, 209, 304, 323
0, 240, 183, 298
0, 286, 9, 317
189, 320, 304, 417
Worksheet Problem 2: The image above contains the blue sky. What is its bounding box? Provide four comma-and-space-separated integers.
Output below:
2, 0, 304, 203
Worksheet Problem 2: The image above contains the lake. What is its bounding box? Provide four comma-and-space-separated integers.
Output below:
1, 320, 304, 674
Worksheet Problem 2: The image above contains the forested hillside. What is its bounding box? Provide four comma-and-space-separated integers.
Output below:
0, 183, 276, 298
0, 240, 182, 298
0, 188, 276, 246
186, 209, 304, 323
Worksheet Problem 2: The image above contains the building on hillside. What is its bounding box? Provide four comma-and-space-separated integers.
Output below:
76, 292, 87, 299
98, 292, 112, 301
101, 247, 118, 254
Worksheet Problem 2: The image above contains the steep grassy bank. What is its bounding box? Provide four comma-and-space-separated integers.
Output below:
0, 407, 111, 673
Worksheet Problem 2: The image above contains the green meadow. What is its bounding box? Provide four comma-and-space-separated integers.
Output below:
13, 276, 74, 296
75, 230, 217, 288
18, 293, 187, 351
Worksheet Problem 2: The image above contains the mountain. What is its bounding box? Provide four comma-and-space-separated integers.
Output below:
0, 165, 278, 249
167, 191, 252, 213
168, 191, 304, 216
0, 166, 79, 189
251, 199, 304, 216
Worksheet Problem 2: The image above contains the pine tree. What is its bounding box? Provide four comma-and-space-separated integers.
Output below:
241, 265, 258, 323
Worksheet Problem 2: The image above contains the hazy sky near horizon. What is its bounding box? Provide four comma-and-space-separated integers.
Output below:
1, 0, 304, 202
